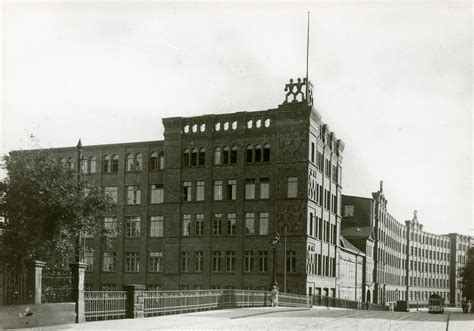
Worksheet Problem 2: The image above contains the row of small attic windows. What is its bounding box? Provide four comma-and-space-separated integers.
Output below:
58, 152, 164, 174
183, 118, 271, 134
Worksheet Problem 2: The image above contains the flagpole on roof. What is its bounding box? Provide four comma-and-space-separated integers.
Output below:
305, 11, 310, 100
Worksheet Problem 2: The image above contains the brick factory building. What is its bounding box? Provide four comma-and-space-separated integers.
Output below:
49, 79, 345, 296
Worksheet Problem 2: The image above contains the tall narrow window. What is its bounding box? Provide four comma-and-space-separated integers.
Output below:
244, 251, 254, 272
287, 250, 296, 272
260, 178, 269, 199
150, 152, 158, 170
198, 148, 206, 166
181, 252, 189, 272
182, 214, 191, 236
214, 147, 221, 165
149, 252, 163, 272
309, 213, 314, 237
191, 148, 198, 166
135, 153, 143, 171
84, 251, 94, 271
246, 145, 253, 163
196, 180, 205, 201
67, 157, 74, 169
195, 213, 204, 236
124, 252, 139, 272
195, 251, 204, 272
227, 179, 236, 200
212, 251, 222, 272
213, 213, 222, 235
245, 179, 255, 200
310, 142, 315, 163
111, 154, 119, 173
125, 216, 140, 237
254, 144, 262, 162
226, 251, 235, 272
158, 152, 165, 170
230, 146, 238, 164
103, 155, 110, 173
183, 181, 192, 202
150, 216, 164, 237
183, 149, 190, 167
104, 217, 118, 237
213, 180, 223, 201
245, 213, 255, 235
258, 251, 268, 272
127, 154, 134, 171
126, 186, 141, 204
223, 146, 230, 164
79, 157, 87, 173
150, 184, 164, 204
259, 212, 269, 235
287, 177, 298, 198
263, 143, 270, 162
226, 213, 236, 235
104, 186, 118, 203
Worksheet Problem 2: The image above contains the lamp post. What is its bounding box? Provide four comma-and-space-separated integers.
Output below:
270, 232, 281, 287
283, 225, 288, 293
76, 139, 83, 263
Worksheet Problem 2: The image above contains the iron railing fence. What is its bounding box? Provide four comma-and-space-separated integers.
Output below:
279, 292, 311, 308
84, 291, 127, 321
311, 295, 387, 311
0, 266, 29, 305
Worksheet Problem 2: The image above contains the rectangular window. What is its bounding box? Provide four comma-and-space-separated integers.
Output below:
259, 212, 269, 235
260, 178, 270, 199
344, 205, 354, 217
149, 252, 163, 272
287, 250, 296, 272
226, 213, 236, 235
195, 251, 203, 272
226, 251, 235, 272
104, 186, 118, 203
125, 216, 140, 238
245, 213, 255, 235
181, 251, 189, 272
182, 214, 191, 236
244, 251, 254, 272
124, 252, 139, 272
84, 251, 94, 271
104, 217, 118, 238
195, 213, 204, 236
183, 181, 192, 202
196, 180, 205, 201
227, 179, 237, 200
287, 177, 298, 198
309, 213, 314, 237
310, 142, 315, 163
212, 251, 222, 272
126, 185, 141, 204
150, 184, 164, 204
102, 252, 116, 272
150, 216, 164, 237
258, 251, 268, 272
245, 179, 256, 200
213, 180, 223, 201
213, 213, 222, 235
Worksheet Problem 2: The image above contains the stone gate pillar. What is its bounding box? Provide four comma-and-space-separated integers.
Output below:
123, 284, 145, 319
70, 262, 87, 323
27, 260, 46, 304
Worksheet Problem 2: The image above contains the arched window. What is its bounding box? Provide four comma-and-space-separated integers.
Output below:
135, 153, 143, 171
80, 157, 87, 174
230, 146, 238, 164
183, 149, 190, 167
67, 157, 74, 170
263, 143, 270, 162
111, 154, 119, 173
223, 146, 230, 164
246, 145, 253, 163
158, 151, 164, 170
150, 152, 158, 171
89, 156, 96, 173
59, 157, 66, 166
198, 148, 206, 166
103, 155, 110, 173
127, 154, 134, 171
255, 144, 262, 162
191, 148, 198, 166
214, 147, 221, 165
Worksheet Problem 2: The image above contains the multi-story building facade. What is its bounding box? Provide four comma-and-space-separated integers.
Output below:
48, 78, 345, 296
342, 182, 473, 306
337, 236, 364, 301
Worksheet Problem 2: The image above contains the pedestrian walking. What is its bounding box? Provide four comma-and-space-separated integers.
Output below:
271, 285, 279, 307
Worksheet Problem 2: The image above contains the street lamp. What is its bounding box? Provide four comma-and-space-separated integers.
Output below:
76, 139, 83, 264
270, 232, 281, 287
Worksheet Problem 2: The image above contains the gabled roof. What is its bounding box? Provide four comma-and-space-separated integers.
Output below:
342, 226, 375, 241
340, 236, 365, 255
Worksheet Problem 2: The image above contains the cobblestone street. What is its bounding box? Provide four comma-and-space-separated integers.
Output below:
22, 307, 473, 331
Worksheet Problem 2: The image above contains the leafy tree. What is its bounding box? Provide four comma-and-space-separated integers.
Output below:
460, 247, 474, 300
0, 147, 115, 269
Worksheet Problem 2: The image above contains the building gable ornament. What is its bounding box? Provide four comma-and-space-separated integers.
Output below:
283, 78, 313, 106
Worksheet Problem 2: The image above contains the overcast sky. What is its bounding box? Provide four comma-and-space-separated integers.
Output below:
1, 1, 472, 236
